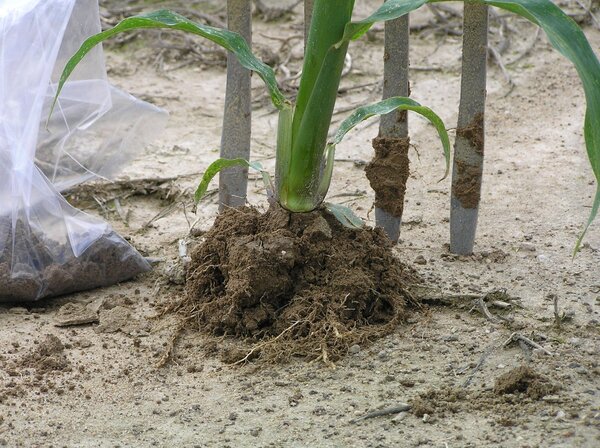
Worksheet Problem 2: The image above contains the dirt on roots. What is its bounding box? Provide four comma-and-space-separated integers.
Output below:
170, 205, 419, 364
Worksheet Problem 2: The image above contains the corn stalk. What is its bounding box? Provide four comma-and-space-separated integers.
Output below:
304, 0, 314, 48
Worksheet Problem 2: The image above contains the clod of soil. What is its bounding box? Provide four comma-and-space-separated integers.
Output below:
0, 218, 150, 302
452, 112, 484, 209
365, 136, 411, 217
17, 334, 71, 374
493, 365, 558, 399
175, 205, 418, 363
411, 388, 466, 417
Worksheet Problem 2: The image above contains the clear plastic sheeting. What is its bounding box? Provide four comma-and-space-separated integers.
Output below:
0, 0, 167, 301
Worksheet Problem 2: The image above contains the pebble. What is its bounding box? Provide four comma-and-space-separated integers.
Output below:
422, 413, 431, 423
442, 335, 458, 342
349, 344, 360, 355
250, 427, 262, 437
414, 255, 427, 265
8, 307, 28, 314
518, 242, 536, 252
542, 395, 561, 403
556, 410, 566, 420
392, 412, 408, 423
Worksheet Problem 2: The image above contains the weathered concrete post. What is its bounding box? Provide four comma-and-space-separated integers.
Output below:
366, 1, 410, 243
450, 3, 488, 254
219, 0, 252, 209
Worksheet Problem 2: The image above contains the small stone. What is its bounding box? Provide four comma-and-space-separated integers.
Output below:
414, 255, 427, 265
519, 242, 536, 252
392, 412, 408, 423
349, 344, 360, 355
422, 413, 431, 423
378, 350, 388, 360
250, 427, 262, 437
228, 412, 238, 421
442, 335, 458, 342
569, 337, 582, 347
542, 395, 560, 403
8, 307, 28, 314
556, 410, 566, 420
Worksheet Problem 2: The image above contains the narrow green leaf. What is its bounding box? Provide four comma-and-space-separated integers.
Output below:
194, 158, 271, 203
324, 202, 365, 229
332, 97, 451, 179
339, 0, 428, 44
480, 0, 600, 247
52, 9, 287, 115
340, 0, 600, 246
575, 186, 599, 256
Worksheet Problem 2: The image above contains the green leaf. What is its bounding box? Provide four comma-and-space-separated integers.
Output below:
194, 158, 271, 203
574, 186, 599, 256
331, 96, 451, 179
324, 202, 364, 229
339, 0, 429, 44
51, 9, 287, 115
340, 0, 600, 247
479, 0, 600, 248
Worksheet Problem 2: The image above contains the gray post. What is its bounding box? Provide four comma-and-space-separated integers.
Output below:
219, 0, 252, 209
372, 7, 410, 243
450, 3, 488, 254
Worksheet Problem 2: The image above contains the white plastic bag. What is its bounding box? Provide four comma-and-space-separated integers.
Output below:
0, 0, 167, 301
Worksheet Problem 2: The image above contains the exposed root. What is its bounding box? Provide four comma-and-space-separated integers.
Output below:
161, 205, 418, 365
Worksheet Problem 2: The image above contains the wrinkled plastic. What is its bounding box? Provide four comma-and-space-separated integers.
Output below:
0, 0, 167, 301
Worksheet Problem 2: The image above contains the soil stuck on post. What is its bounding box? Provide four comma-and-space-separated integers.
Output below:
175, 205, 418, 364
452, 112, 485, 209
365, 136, 411, 218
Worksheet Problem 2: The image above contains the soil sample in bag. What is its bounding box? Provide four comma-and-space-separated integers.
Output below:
0, 218, 149, 302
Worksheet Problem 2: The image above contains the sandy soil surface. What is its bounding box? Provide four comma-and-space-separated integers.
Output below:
1, 1, 599, 447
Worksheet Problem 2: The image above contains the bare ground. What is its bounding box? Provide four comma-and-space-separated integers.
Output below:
0, 1, 599, 447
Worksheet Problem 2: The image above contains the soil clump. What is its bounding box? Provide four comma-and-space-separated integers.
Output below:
17, 334, 71, 374
493, 365, 558, 399
176, 205, 418, 363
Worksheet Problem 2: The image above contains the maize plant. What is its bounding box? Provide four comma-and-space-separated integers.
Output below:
54, 0, 600, 249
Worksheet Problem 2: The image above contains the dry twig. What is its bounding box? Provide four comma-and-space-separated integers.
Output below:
350, 403, 412, 423
503, 332, 553, 356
